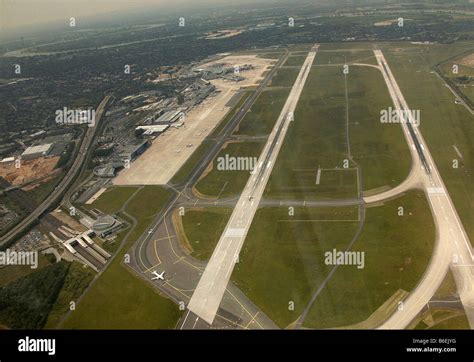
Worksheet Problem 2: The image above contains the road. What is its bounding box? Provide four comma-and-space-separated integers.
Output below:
187, 45, 319, 325
0, 95, 111, 247
373, 50, 474, 329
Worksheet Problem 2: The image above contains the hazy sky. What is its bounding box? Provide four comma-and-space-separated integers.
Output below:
0, 0, 227, 31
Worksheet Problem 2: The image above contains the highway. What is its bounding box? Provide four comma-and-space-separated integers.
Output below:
187, 45, 319, 325
373, 50, 474, 329
0, 95, 111, 247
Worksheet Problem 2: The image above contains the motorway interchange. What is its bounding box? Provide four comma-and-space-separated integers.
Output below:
122, 45, 474, 330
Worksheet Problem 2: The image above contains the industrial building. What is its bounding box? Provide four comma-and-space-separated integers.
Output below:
118, 139, 151, 161
21, 144, 53, 160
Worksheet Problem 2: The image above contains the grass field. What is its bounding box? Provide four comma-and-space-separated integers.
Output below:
315, 50, 377, 65
303, 191, 434, 328
195, 141, 265, 198
265, 65, 349, 200
284, 55, 307, 67
348, 66, 411, 191
234, 89, 289, 137
180, 204, 360, 328
179, 191, 434, 329
269, 68, 301, 87
180, 208, 231, 261
181, 190, 434, 329
85, 186, 138, 214
232, 204, 359, 328
265, 56, 411, 199
63, 186, 182, 329
380, 41, 474, 245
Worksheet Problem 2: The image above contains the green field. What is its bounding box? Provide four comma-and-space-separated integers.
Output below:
232, 203, 360, 329
63, 186, 182, 329
315, 50, 377, 65
85, 186, 138, 214
269, 68, 300, 87
180, 191, 435, 329
182, 190, 432, 329
380, 41, 474, 245
234, 89, 289, 136
265, 58, 411, 199
195, 141, 264, 198
303, 191, 434, 328
180, 205, 361, 328
284, 55, 307, 67
265, 65, 349, 200
180, 208, 231, 260
348, 66, 411, 191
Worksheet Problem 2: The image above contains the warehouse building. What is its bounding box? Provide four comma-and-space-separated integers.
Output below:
21, 144, 52, 160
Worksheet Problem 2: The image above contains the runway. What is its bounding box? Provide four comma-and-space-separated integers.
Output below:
187, 45, 319, 325
373, 49, 474, 329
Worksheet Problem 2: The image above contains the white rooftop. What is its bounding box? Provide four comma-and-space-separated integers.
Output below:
22, 143, 52, 156
136, 125, 169, 133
